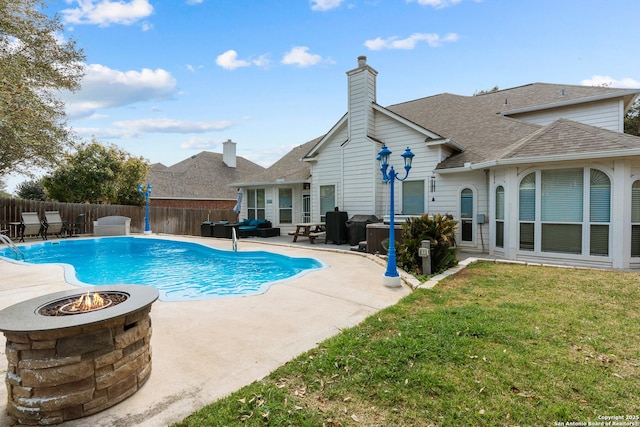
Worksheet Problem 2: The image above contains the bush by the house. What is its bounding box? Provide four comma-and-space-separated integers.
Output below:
397, 213, 458, 275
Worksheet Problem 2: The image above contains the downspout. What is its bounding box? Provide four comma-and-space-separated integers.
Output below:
482, 169, 490, 253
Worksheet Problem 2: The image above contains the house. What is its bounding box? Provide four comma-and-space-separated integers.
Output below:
230, 138, 320, 226
147, 139, 265, 210
292, 55, 640, 270
232, 55, 640, 269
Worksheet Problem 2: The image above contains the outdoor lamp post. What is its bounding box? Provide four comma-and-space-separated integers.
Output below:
138, 183, 152, 235
377, 145, 415, 287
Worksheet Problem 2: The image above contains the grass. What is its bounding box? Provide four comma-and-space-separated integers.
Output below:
172, 262, 640, 426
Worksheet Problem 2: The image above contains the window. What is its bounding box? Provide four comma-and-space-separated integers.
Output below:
589, 169, 610, 256
632, 181, 640, 257
320, 185, 335, 222
246, 189, 265, 220
541, 169, 582, 254
519, 173, 535, 250
302, 194, 311, 223
402, 180, 424, 215
517, 168, 611, 256
279, 188, 293, 224
495, 186, 504, 248
460, 188, 473, 242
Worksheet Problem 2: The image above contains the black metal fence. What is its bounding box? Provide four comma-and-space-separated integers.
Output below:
0, 198, 236, 237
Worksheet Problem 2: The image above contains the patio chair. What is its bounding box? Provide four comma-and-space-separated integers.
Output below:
44, 211, 66, 239
19, 212, 46, 242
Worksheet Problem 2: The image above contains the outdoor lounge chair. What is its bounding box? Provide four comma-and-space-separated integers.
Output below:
44, 211, 66, 239
19, 212, 46, 242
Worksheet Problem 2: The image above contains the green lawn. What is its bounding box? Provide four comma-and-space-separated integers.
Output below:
173, 262, 640, 426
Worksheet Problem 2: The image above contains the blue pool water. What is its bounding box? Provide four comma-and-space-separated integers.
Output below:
0, 237, 324, 301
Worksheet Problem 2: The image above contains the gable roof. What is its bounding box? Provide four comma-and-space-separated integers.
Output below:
385, 83, 640, 170
386, 93, 542, 169
231, 137, 321, 186
488, 118, 640, 165
473, 82, 639, 115
302, 78, 640, 172
147, 151, 265, 199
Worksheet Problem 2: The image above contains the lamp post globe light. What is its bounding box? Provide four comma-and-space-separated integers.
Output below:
377, 145, 414, 287
138, 183, 152, 235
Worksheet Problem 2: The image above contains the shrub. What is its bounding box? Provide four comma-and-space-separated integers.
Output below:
397, 214, 458, 275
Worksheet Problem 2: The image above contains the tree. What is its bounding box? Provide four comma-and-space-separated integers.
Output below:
0, 180, 10, 198
42, 141, 150, 205
625, 98, 640, 137
474, 85, 499, 95
0, 0, 85, 176
16, 179, 46, 200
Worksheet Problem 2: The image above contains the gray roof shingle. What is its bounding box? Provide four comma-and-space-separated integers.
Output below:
384, 83, 640, 169
147, 151, 265, 199
231, 137, 320, 186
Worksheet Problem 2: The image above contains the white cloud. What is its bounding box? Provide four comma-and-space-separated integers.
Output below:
215, 51, 272, 70
112, 118, 233, 134
180, 136, 221, 150
365, 32, 459, 50
252, 54, 271, 68
61, 0, 154, 27
63, 64, 177, 118
581, 75, 640, 89
281, 47, 323, 67
406, 0, 463, 8
186, 64, 204, 73
216, 50, 251, 70
310, 0, 344, 11
74, 118, 233, 140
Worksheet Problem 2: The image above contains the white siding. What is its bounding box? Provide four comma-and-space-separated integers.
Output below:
310, 126, 347, 222
431, 170, 489, 253
508, 99, 623, 132
374, 113, 442, 219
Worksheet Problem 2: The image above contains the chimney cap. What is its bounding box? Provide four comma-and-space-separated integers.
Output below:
357, 55, 367, 67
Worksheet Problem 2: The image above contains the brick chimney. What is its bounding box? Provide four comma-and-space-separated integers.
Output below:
223, 139, 236, 168
346, 56, 378, 140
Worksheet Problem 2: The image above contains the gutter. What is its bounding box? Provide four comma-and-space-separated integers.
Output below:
436, 148, 640, 173
228, 179, 311, 187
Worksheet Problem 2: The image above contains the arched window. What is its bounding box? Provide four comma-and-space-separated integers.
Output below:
495, 186, 504, 248
519, 173, 535, 251
632, 180, 640, 257
589, 169, 610, 256
460, 188, 473, 242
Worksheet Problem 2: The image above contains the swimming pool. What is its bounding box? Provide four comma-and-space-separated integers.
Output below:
0, 237, 325, 301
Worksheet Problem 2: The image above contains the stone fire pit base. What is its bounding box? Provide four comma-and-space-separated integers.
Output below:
0, 285, 158, 425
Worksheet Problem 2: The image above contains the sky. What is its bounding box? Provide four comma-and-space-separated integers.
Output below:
5, 0, 640, 193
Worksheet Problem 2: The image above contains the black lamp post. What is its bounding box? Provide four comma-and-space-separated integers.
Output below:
377, 145, 414, 287
138, 183, 152, 235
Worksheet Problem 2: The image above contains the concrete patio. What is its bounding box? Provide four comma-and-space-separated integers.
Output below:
0, 234, 414, 426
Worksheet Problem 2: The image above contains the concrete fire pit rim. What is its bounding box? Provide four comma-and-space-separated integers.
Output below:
0, 284, 159, 333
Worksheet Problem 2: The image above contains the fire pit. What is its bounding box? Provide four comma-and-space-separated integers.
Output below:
0, 285, 159, 425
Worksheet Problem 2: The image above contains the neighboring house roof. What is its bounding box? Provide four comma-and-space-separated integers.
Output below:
230, 137, 321, 187
147, 151, 265, 200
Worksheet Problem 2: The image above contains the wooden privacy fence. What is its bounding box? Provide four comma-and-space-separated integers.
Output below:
0, 198, 236, 237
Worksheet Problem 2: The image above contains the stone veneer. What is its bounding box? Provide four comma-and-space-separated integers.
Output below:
0, 286, 158, 426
